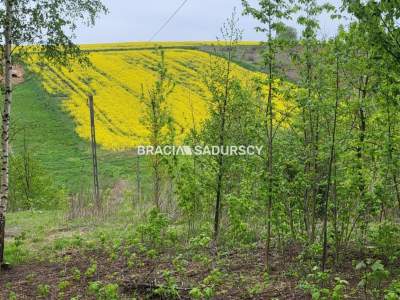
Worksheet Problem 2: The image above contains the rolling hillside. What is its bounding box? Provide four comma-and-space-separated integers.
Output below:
12, 42, 296, 192
27, 42, 293, 151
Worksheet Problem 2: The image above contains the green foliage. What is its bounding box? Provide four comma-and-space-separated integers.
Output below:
9, 152, 65, 211
385, 278, 400, 300
332, 277, 349, 300
154, 271, 180, 299
188, 269, 223, 300
85, 261, 98, 278
225, 194, 257, 245
299, 266, 331, 300
101, 283, 119, 300
140, 49, 176, 208
300, 277, 348, 300
189, 233, 211, 252
72, 267, 82, 281
246, 282, 265, 298
136, 208, 169, 247
8, 0, 107, 66
346, 0, 400, 67
7, 291, 17, 300
356, 259, 390, 299
298, 268, 348, 300
140, 49, 175, 144
189, 287, 203, 299
275, 23, 297, 42
203, 269, 223, 286
58, 280, 70, 292
369, 221, 400, 261
37, 284, 50, 298
88, 281, 119, 300
4, 232, 29, 264
172, 254, 188, 274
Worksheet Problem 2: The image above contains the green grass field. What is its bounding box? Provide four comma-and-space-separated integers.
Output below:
12, 72, 149, 192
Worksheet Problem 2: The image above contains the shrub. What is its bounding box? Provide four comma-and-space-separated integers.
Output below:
369, 221, 400, 262
9, 153, 65, 211
136, 208, 169, 247
154, 271, 179, 299
356, 259, 390, 299
385, 278, 400, 300
88, 281, 120, 300
37, 284, 50, 298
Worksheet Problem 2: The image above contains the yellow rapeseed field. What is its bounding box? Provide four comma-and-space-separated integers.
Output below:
28, 42, 295, 150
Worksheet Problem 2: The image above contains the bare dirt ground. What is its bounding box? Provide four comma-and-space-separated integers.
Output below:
0, 65, 25, 85
1, 236, 394, 300
0, 245, 309, 300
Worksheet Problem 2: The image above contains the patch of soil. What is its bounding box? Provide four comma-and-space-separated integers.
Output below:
0, 65, 25, 85
2, 241, 387, 299
110, 180, 129, 204
0, 245, 308, 300
4, 227, 20, 239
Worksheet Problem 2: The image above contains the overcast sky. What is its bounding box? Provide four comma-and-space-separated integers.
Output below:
74, 0, 349, 44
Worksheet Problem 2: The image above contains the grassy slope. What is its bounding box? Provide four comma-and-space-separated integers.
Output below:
12, 72, 147, 192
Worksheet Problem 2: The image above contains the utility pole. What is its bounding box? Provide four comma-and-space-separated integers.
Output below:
88, 95, 100, 209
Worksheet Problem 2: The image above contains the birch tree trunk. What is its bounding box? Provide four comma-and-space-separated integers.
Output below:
0, 0, 12, 267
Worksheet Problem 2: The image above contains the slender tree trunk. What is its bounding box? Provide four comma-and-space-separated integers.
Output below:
332, 153, 340, 267
213, 46, 232, 254
308, 63, 320, 243
153, 155, 161, 209
213, 154, 224, 250
322, 55, 340, 272
22, 131, 32, 208
385, 95, 400, 211
356, 77, 368, 198
392, 173, 400, 212
357, 105, 366, 189
265, 26, 274, 270
189, 94, 198, 235
287, 199, 296, 240
135, 154, 141, 204
150, 96, 161, 209
310, 119, 319, 243
0, 0, 12, 267
302, 109, 310, 237
302, 36, 319, 243
305, 46, 316, 241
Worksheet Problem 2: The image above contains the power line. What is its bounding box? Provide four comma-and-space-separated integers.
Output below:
149, 0, 189, 42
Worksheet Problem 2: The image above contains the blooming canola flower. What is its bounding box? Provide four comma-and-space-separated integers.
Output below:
27, 42, 296, 151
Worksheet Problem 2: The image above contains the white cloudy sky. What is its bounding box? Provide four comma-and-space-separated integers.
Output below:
74, 0, 349, 44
